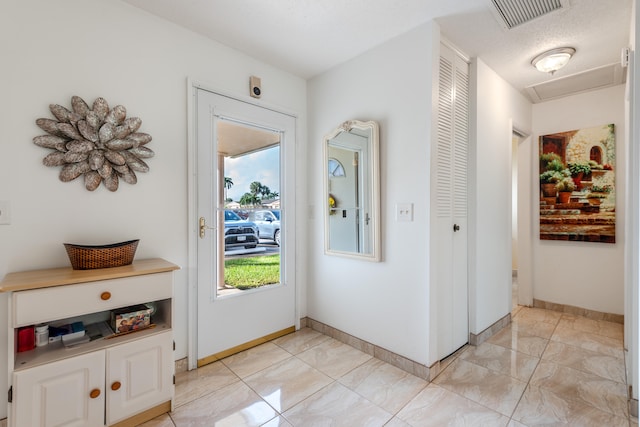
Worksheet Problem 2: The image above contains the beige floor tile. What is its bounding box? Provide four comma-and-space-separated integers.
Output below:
383, 418, 413, 427
297, 338, 372, 379
243, 357, 332, 412
530, 361, 628, 417
396, 384, 509, 427
559, 314, 624, 341
272, 327, 331, 355
513, 307, 562, 325
512, 385, 629, 427
487, 325, 549, 358
338, 358, 428, 414
171, 381, 277, 427
511, 305, 524, 318
174, 360, 239, 407
433, 345, 470, 378
261, 416, 293, 426
542, 341, 627, 384
221, 342, 293, 379
511, 315, 557, 339
432, 359, 527, 417
460, 342, 539, 382
282, 382, 393, 426
134, 307, 632, 427
136, 414, 176, 426
551, 326, 624, 359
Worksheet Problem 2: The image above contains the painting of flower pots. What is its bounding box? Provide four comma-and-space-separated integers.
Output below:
539, 124, 615, 243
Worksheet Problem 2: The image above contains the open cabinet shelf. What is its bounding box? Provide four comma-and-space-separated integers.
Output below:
1, 258, 180, 427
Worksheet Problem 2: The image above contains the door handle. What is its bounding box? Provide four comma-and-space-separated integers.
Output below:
453, 224, 460, 232
199, 217, 216, 239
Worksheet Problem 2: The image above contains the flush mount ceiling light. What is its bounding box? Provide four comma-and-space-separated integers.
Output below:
531, 47, 576, 75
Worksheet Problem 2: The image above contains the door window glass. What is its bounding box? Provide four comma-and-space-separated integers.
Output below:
216, 120, 282, 297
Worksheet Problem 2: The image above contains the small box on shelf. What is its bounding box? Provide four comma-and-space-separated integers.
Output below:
111, 304, 152, 334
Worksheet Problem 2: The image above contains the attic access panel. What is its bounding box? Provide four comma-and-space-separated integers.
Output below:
525, 63, 626, 103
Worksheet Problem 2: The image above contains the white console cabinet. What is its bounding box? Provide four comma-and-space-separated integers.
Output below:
1, 258, 180, 427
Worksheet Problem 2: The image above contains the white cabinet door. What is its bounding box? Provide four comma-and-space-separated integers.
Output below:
12, 352, 105, 427
105, 332, 173, 425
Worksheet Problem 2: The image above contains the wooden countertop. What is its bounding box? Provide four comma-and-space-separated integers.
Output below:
0, 258, 180, 292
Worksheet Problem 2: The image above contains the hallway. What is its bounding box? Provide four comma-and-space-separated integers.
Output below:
141, 306, 633, 426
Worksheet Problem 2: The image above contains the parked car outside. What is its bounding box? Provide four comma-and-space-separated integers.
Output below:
224, 210, 259, 250
248, 210, 281, 246
232, 209, 250, 219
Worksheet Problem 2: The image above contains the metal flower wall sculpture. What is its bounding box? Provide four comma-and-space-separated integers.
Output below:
33, 96, 154, 192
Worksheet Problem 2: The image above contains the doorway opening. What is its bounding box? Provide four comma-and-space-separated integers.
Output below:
512, 127, 533, 309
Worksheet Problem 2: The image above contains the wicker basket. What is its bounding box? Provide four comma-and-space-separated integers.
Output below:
63, 239, 139, 270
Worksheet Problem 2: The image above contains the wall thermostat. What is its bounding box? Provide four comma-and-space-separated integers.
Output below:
250, 76, 262, 99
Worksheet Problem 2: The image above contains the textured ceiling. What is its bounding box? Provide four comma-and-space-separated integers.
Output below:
437, 0, 632, 100
122, 0, 632, 101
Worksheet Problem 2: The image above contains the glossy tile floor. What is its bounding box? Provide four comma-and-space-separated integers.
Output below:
138, 306, 636, 427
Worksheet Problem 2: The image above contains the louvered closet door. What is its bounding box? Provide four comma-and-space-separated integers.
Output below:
435, 44, 469, 360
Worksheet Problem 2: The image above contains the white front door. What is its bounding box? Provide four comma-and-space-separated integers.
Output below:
194, 88, 297, 364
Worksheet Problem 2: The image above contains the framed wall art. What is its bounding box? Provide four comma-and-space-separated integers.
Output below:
539, 123, 615, 243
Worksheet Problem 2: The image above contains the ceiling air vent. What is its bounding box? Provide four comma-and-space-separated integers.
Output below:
490, 0, 569, 29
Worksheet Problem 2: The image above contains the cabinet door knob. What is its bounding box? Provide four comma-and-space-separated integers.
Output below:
100, 291, 111, 301
89, 388, 101, 399
111, 381, 121, 391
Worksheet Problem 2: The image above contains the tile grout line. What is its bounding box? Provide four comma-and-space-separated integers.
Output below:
514, 311, 631, 423
271, 332, 426, 425
252, 333, 382, 426
425, 355, 518, 422
548, 312, 629, 418
505, 309, 560, 424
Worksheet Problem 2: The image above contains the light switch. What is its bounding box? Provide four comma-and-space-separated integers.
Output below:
0, 200, 10, 225
396, 203, 413, 222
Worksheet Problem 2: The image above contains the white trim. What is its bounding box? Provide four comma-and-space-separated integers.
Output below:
186, 78, 199, 370
626, 42, 639, 402
191, 80, 298, 120
440, 36, 471, 64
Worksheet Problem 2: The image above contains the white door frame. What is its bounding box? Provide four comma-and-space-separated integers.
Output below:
185, 79, 299, 370
513, 124, 534, 308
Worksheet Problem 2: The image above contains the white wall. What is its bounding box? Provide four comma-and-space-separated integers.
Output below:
469, 59, 532, 335
0, 0, 307, 418
307, 22, 439, 365
532, 85, 626, 315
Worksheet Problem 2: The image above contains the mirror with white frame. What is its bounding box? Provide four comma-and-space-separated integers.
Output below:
323, 120, 380, 261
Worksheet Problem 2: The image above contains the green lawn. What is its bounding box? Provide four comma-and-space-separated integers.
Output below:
224, 254, 280, 289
